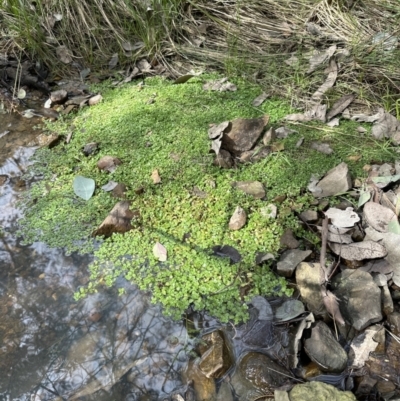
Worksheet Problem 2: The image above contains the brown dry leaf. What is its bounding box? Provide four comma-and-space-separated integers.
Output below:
109, 53, 119, 69
347, 155, 361, 162
252, 92, 268, 107
371, 109, 400, 143
284, 113, 311, 122
93, 201, 136, 237
329, 241, 387, 261
305, 103, 327, 122
311, 59, 338, 101
137, 59, 151, 72
229, 206, 247, 230
153, 242, 167, 262
97, 156, 122, 173
271, 142, 285, 152
151, 169, 161, 184
326, 94, 355, 121
310, 142, 333, 154
56, 45, 73, 64
208, 121, 230, 140
364, 201, 397, 233
173, 74, 195, 84
322, 290, 345, 325
307, 45, 337, 73
203, 77, 237, 92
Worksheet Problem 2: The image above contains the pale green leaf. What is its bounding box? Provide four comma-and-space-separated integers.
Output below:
73, 175, 95, 200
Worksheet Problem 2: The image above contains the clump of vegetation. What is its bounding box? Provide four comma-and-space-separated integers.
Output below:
18, 75, 398, 322
2, 0, 400, 110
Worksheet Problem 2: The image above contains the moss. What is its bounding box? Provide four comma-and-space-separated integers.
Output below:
18, 75, 399, 322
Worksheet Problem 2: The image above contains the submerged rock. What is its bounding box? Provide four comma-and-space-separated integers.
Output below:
184, 360, 216, 401
304, 321, 348, 372
237, 352, 289, 393
198, 330, 234, 378
332, 269, 382, 331
289, 381, 356, 401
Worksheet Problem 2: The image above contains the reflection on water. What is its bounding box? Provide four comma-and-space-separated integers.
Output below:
0, 113, 190, 400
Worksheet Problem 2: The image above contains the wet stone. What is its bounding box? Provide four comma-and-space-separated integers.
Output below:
216, 381, 234, 401
280, 228, 300, 249
313, 162, 352, 198
198, 330, 233, 378
332, 269, 382, 331
242, 319, 276, 348
238, 352, 289, 392
184, 360, 216, 401
304, 321, 348, 372
277, 249, 312, 277
290, 382, 356, 401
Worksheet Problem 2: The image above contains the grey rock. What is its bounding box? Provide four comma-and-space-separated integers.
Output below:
290, 382, 356, 401
296, 262, 328, 318
250, 296, 273, 320
304, 321, 348, 372
280, 228, 300, 249
214, 149, 233, 168
277, 249, 312, 277
299, 210, 318, 223
238, 352, 289, 392
232, 181, 265, 199
387, 312, 400, 336
222, 116, 269, 155
216, 381, 233, 401
331, 269, 382, 331
50, 89, 68, 104
313, 162, 352, 198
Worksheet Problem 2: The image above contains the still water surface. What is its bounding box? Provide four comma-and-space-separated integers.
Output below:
0, 111, 191, 400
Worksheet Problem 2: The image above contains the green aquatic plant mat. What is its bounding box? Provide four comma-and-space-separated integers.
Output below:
18, 75, 398, 322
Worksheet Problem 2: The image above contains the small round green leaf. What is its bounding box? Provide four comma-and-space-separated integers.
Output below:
73, 175, 95, 200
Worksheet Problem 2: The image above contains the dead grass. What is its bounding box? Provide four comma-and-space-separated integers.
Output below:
1, 0, 400, 110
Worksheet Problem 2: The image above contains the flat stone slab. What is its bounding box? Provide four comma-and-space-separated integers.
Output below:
222, 116, 269, 155
304, 321, 348, 372
331, 269, 382, 331
313, 162, 352, 198
277, 249, 312, 277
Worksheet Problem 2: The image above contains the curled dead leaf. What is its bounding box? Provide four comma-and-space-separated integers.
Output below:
151, 169, 161, 184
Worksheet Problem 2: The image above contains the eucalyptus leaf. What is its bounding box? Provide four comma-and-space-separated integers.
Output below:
388, 220, 400, 235
73, 175, 95, 200
358, 190, 371, 208
372, 174, 400, 187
